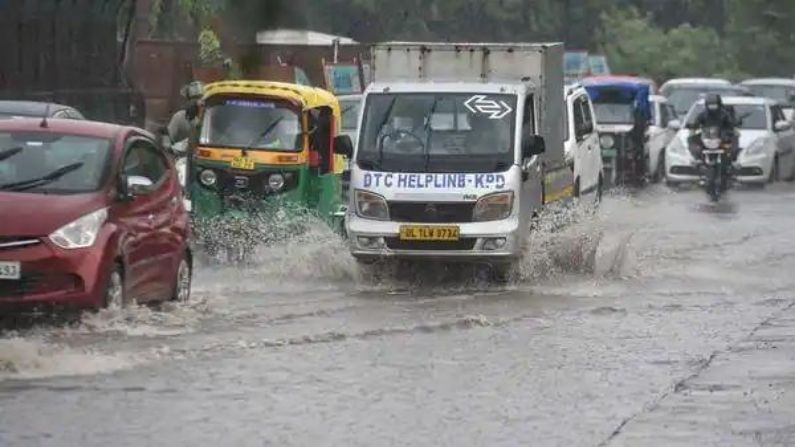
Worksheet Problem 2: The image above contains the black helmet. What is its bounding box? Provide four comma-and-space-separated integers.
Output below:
705, 93, 722, 112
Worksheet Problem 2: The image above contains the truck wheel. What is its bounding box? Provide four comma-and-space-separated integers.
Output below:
595, 175, 603, 205
769, 156, 780, 183
491, 262, 516, 283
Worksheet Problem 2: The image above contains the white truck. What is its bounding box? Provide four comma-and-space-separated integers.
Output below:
345, 42, 572, 276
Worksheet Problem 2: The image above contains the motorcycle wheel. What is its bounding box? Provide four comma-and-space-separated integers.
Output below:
706, 164, 721, 202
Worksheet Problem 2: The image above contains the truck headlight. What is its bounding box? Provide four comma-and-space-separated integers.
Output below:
473, 192, 514, 222
355, 190, 389, 220
600, 134, 615, 149
49, 208, 108, 249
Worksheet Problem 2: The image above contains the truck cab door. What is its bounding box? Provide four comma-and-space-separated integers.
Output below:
520, 95, 543, 217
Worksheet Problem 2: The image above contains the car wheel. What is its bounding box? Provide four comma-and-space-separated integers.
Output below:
653, 152, 665, 183
172, 254, 192, 303
104, 264, 127, 309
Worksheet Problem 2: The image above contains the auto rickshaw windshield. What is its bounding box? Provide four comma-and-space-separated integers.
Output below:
199, 97, 303, 151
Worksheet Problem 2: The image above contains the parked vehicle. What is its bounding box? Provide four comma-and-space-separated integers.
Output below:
188, 81, 352, 256
740, 78, 795, 121
564, 83, 603, 200
565, 50, 590, 84
666, 96, 795, 187
583, 76, 652, 187
346, 42, 570, 279
647, 95, 679, 182
588, 55, 611, 76
660, 78, 750, 119
0, 101, 85, 120
0, 118, 191, 310
338, 94, 363, 202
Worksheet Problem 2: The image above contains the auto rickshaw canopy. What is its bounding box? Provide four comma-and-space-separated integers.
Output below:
582, 77, 652, 122
202, 81, 342, 126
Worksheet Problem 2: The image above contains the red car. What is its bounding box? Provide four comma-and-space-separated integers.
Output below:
0, 118, 192, 310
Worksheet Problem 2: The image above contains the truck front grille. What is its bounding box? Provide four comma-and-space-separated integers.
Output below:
388, 202, 475, 223
384, 238, 477, 251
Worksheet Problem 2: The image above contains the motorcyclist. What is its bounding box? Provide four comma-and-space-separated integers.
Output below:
687, 93, 739, 189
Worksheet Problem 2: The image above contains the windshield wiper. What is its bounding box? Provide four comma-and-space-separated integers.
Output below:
374, 97, 398, 170
422, 97, 440, 172
242, 117, 284, 156
0, 147, 23, 162
0, 162, 84, 192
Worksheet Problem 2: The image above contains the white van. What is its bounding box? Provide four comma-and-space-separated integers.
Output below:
564, 84, 603, 200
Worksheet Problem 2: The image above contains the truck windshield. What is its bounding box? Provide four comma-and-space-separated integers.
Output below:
0, 132, 110, 194
199, 98, 302, 151
357, 93, 517, 173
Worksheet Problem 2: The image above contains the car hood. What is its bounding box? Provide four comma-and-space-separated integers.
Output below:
0, 192, 106, 236
674, 129, 768, 149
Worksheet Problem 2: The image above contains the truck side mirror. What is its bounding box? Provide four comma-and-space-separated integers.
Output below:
334, 135, 354, 158
668, 119, 682, 130
774, 120, 792, 132
522, 135, 545, 158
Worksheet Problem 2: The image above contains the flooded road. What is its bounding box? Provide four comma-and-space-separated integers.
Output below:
2, 185, 795, 446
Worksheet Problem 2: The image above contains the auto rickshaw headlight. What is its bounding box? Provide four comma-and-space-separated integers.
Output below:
600, 134, 615, 149
268, 173, 286, 192
199, 169, 217, 187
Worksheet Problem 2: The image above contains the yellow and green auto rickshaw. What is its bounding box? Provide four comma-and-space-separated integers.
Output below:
187, 81, 353, 258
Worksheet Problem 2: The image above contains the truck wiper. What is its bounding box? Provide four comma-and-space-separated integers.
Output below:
0, 162, 84, 192
423, 96, 440, 172
242, 117, 284, 156
375, 97, 398, 170
0, 147, 23, 162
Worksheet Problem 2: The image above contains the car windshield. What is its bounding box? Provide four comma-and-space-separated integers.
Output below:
686, 103, 768, 130
667, 86, 746, 116
340, 98, 361, 131
199, 97, 302, 151
0, 132, 111, 194
357, 93, 517, 173
593, 103, 634, 125
745, 85, 795, 104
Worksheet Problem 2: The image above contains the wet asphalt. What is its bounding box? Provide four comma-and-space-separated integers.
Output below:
1, 184, 795, 446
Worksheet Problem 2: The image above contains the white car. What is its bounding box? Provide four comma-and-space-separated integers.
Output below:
647, 95, 678, 182
665, 96, 795, 186
740, 78, 795, 121
564, 84, 603, 199
660, 78, 745, 119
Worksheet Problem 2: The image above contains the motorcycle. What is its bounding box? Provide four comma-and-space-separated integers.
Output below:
689, 126, 733, 202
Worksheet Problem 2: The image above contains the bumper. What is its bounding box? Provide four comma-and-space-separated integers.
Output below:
666, 151, 700, 183
735, 154, 770, 184
346, 214, 523, 262
0, 232, 115, 309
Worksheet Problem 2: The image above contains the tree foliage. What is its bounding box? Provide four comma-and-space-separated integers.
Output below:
148, 0, 795, 79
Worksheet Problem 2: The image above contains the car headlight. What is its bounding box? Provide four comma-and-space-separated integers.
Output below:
600, 134, 615, 149
268, 173, 285, 191
49, 208, 108, 249
667, 136, 688, 156
473, 191, 514, 222
355, 190, 389, 220
199, 169, 217, 187
745, 138, 766, 156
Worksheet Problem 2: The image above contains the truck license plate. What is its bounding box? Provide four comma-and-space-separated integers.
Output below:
230, 156, 255, 170
0, 261, 21, 280
399, 225, 460, 241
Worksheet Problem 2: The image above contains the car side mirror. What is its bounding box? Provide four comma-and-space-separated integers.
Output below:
775, 120, 792, 132
121, 175, 154, 199
334, 135, 354, 158
668, 119, 682, 130
522, 135, 546, 159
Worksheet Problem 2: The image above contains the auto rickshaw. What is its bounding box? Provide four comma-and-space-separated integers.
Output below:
187, 81, 353, 258
583, 76, 652, 187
